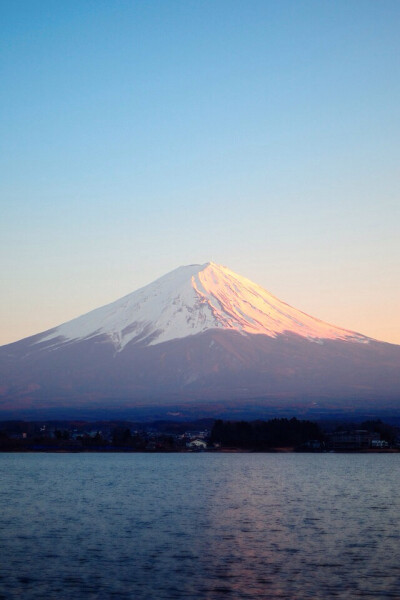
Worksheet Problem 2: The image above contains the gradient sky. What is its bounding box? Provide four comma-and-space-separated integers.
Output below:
1, 0, 399, 346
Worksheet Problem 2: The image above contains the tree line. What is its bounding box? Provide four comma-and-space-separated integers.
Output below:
210, 418, 323, 449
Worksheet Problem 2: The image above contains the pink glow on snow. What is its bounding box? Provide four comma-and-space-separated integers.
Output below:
194, 262, 365, 342
38, 262, 368, 350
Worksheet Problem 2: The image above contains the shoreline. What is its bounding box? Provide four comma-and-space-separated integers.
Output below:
1, 447, 399, 454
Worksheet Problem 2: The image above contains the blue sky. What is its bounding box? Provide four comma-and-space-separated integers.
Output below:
1, 0, 399, 344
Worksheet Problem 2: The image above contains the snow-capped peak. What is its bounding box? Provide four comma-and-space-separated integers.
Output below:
38, 262, 368, 350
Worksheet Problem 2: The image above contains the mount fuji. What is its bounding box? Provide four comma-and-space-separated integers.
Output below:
1, 262, 399, 418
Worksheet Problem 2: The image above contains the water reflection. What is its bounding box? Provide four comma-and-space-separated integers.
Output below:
0, 453, 399, 599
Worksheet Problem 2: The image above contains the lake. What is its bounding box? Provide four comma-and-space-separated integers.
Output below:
0, 453, 399, 599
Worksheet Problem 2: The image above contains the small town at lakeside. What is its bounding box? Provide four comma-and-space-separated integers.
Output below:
1, 417, 399, 453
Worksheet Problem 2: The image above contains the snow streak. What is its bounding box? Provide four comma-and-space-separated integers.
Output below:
38, 262, 368, 350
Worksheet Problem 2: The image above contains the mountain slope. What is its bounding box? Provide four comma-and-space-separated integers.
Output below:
33, 262, 367, 351
0, 262, 399, 417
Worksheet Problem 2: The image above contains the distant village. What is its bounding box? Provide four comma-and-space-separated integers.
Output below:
1, 417, 400, 452
0, 420, 211, 452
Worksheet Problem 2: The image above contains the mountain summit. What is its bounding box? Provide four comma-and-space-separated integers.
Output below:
1, 262, 399, 418
39, 262, 367, 351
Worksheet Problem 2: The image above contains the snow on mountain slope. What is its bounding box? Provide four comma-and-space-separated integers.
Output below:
38, 262, 368, 350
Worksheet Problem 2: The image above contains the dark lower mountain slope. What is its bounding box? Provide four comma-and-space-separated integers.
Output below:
1, 329, 399, 416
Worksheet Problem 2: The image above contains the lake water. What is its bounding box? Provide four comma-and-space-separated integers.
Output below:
0, 453, 399, 599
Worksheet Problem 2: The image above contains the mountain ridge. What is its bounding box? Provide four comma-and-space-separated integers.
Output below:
0, 262, 399, 417
18, 261, 369, 354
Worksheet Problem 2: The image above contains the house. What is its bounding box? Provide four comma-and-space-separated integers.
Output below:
303, 440, 322, 450
371, 439, 389, 448
329, 430, 380, 450
186, 439, 208, 450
